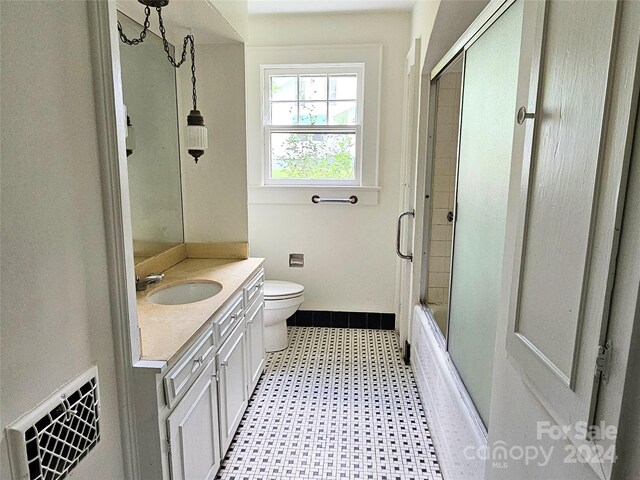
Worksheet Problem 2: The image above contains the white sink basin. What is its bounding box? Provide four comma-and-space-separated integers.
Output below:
148, 281, 223, 305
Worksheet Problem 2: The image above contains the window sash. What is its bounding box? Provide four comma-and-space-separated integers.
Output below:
264, 125, 362, 186
262, 64, 365, 186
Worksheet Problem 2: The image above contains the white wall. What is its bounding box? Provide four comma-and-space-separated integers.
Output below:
210, 0, 249, 42
411, 0, 440, 72
245, 12, 411, 313
179, 43, 250, 244
0, 2, 125, 478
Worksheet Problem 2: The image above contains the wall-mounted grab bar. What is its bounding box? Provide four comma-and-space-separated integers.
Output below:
311, 195, 358, 204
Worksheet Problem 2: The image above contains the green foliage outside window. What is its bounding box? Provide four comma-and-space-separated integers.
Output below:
272, 133, 355, 180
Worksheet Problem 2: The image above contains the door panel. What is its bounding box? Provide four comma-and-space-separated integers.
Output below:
447, 1, 524, 426
511, 0, 617, 384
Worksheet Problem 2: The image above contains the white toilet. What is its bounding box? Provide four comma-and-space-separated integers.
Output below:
263, 280, 304, 352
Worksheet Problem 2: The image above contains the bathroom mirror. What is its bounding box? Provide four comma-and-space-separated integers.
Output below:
118, 12, 184, 264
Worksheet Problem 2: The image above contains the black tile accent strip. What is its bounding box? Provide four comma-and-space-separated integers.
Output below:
287, 310, 395, 330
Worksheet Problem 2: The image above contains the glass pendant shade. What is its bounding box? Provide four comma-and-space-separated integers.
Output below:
186, 109, 208, 163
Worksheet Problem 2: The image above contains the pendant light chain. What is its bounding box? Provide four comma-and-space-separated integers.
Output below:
117, 6, 151, 45
156, 8, 198, 110
117, 2, 207, 163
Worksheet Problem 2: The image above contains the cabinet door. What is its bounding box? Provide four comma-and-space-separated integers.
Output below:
167, 360, 220, 480
245, 296, 265, 394
217, 319, 248, 455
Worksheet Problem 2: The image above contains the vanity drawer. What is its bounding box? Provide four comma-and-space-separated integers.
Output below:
214, 293, 243, 345
244, 269, 265, 310
164, 327, 215, 409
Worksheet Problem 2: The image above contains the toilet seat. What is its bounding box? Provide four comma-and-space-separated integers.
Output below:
264, 280, 304, 301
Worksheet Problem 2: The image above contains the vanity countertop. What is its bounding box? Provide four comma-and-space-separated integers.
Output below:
136, 257, 264, 365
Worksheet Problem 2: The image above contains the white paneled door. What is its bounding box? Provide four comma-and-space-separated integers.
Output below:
396, 38, 421, 354
505, 0, 627, 475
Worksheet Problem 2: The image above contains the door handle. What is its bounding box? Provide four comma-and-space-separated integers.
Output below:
396, 210, 415, 261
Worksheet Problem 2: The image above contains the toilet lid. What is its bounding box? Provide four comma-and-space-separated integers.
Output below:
264, 280, 304, 300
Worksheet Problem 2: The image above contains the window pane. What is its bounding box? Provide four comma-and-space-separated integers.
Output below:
271, 76, 297, 101
329, 101, 357, 125
299, 75, 327, 100
271, 102, 298, 124
329, 75, 357, 100
299, 102, 327, 125
270, 132, 356, 180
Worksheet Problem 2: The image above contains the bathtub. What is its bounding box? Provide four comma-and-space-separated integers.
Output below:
427, 302, 448, 337
411, 305, 486, 480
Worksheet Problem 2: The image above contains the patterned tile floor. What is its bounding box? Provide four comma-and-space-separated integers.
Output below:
216, 327, 443, 480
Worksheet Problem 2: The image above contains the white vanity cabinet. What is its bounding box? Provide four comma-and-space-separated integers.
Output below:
216, 318, 249, 454
133, 267, 266, 480
166, 359, 220, 480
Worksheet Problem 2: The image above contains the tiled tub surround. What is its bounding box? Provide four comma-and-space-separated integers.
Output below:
217, 327, 443, 480
136, 257, 264, 362
287, 311, 395, 330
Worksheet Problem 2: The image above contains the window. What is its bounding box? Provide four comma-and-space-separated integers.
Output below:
263, 64, 364, 185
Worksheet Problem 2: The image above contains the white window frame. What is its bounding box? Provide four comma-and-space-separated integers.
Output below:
262, 64, 365, 186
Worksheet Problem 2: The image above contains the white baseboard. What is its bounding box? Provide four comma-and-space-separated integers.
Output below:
411, 305, 487, 480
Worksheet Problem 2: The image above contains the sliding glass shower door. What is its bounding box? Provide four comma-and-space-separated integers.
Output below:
446, 1, 524, 426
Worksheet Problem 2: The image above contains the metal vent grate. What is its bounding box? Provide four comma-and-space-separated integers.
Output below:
7, 366, 101, 480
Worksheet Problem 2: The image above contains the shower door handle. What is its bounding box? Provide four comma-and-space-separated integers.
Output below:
396, 210, 415, 261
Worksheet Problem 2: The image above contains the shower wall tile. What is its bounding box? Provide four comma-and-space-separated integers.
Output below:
428, 288, 445, 304
439, 71, 459, 89
430, 273, 449, 289
438, 86, 459, 107
433, 175, 451, 193
430, 241, 450, 257
428, 69, 461, 305
432, 209, 450, 225
431, 225, 450, 241
436, 105, 456, 124
433, 192, 449, 209
429, 256, 446, 273
436, 141, 457, 159
436, 123, 456, 142
443, 257, 451, 273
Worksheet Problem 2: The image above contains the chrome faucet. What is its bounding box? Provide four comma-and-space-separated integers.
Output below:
136, 273, 165, 291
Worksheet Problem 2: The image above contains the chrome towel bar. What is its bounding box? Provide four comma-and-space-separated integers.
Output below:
311, 195, 358, 204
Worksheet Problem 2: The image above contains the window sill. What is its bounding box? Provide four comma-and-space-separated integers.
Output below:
248, 185, 380, 205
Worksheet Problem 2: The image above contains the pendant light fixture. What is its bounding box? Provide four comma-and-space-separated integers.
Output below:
117, 0, 208, 163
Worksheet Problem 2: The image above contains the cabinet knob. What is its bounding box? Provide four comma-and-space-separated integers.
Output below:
221, 360, 229, 368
